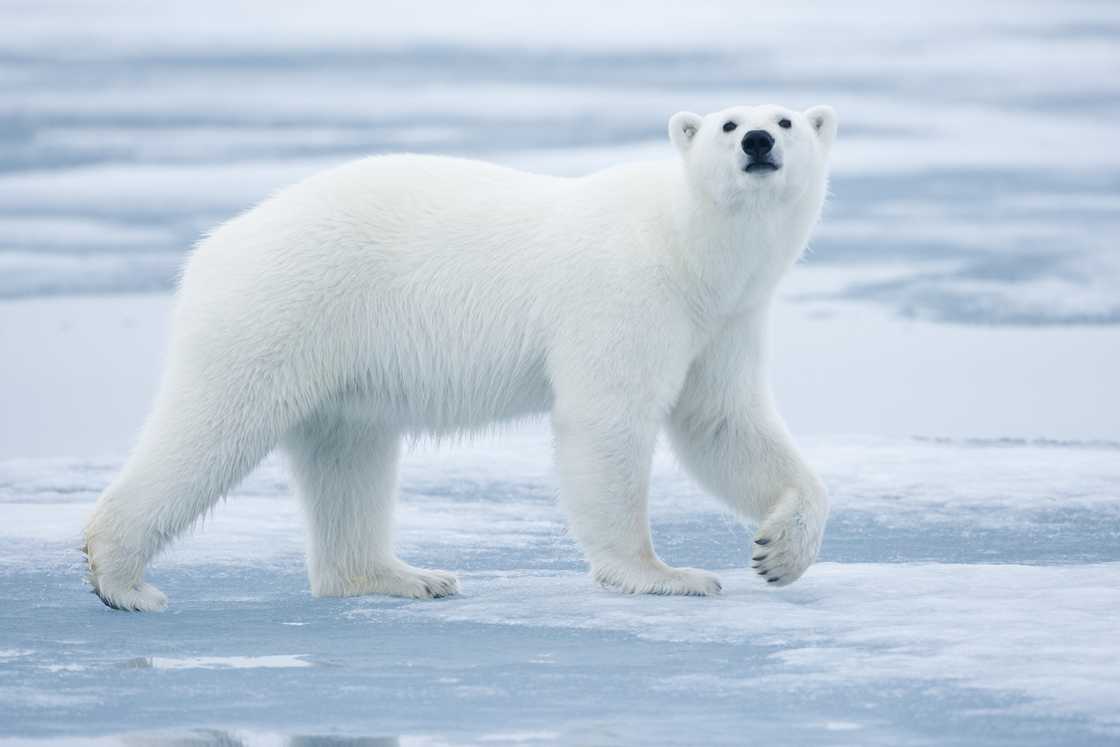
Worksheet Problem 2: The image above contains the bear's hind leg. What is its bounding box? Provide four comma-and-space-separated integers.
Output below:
285, 416, 459, 599
84, 380, 285, 611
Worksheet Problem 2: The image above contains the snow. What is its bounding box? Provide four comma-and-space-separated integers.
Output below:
2, 0, 1119, 743
139, 656, 314, 671
382, 564, 1120, 724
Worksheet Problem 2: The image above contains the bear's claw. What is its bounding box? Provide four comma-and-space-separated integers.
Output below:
751, 488, 828, 588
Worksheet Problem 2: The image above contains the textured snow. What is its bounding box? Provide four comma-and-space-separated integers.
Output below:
139, 656, 314, 671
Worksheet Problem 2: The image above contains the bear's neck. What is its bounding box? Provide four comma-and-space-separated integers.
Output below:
668, 176, 825, 324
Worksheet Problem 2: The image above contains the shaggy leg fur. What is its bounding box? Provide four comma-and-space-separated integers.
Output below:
553, 404, 722, 596
84, 374, 285, 611
284, 416, 459, 599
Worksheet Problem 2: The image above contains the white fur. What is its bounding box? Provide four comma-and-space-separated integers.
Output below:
84, 104, 837, 611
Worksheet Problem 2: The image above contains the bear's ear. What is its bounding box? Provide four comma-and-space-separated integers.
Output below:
804, 105, 837, 150
668, 111, 703, 153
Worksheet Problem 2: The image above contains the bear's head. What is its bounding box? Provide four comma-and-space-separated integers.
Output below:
668, 104, 836, 207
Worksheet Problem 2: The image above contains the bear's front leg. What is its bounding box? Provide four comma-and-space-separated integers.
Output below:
666, 309, 830, 588
551, 400, 722, 596
669, 404, 829, 588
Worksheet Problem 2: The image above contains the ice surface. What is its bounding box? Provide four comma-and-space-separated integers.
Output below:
1, 431, 1119, 744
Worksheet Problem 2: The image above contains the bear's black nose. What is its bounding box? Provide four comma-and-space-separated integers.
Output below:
741, 130, 775, 157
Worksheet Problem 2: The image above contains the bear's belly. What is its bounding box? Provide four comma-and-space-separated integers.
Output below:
326, 345, 554, 434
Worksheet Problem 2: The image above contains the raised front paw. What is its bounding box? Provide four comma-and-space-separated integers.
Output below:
594, 560, 722, 596
751, 487, 828, 587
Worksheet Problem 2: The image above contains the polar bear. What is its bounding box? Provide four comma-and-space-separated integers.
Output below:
84, 103, 837, 611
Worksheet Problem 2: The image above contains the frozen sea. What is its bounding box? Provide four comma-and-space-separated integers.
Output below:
1, 1, 1119, 745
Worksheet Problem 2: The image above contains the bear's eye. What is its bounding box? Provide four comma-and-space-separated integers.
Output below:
722, 121, 737, 132
778, 118, 792, 129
